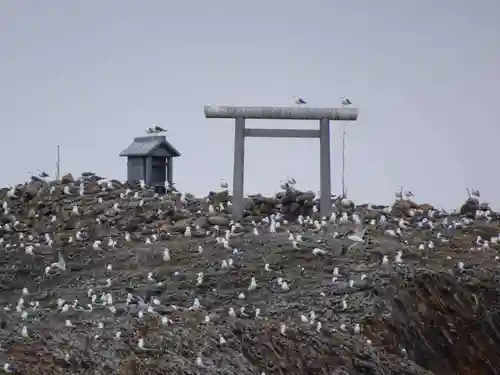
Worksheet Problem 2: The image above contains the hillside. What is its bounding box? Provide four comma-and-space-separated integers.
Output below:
0, 173, 499, 375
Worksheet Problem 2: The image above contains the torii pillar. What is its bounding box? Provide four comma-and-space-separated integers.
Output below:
204, 105, 359, 220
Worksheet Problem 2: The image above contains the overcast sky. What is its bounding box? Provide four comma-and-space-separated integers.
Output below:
1, 1, 498, 209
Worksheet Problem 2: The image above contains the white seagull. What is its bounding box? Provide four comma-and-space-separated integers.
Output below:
293, 96, 307, 105
146, 125, 167, 134
340, 96, 352, 106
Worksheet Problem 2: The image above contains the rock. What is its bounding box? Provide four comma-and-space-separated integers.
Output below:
24, 182, 42, 198
172, 219, 190, 232
296, 192, 315, 203
194, 217, 209, 229
363, 210, 379, 220
61, 173, 74, 184
418, 203, 435, 212
392, 199, 418, 216
171, 210, 191, 221
1, 174, 500, 375
104, 208, 119, 217
460, 198, 479, 217
207, 215, 230, 226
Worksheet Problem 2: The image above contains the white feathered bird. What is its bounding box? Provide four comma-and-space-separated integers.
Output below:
293, 96, 307, 105
340, 96, 352, 106
146, 125, 166, 134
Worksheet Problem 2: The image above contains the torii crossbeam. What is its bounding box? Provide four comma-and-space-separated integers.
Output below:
204, 105, 359, 220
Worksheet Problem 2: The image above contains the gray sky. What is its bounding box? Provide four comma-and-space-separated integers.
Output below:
1, 1, 499, 209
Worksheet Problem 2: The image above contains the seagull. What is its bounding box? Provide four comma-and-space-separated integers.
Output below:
146, 125, 166, 134
403, 189, 414, 199
45, 252, 67, 275
340, 96, 352, 106
293, 96, 307, 105
153, 124, 166, 132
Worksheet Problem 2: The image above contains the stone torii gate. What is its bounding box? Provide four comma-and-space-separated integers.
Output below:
204, 105, 359, 220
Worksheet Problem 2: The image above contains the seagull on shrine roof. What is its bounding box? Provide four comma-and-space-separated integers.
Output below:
146, 125, 166, 134
293, 96, 307, 105
340, 96, 352, 106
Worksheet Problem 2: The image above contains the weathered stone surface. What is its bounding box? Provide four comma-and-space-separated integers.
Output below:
207, 215, 230, 226
61, 173, 74, 184
460, 198, 479, 216
172, 218, 190, 232
0, 176, 498, 374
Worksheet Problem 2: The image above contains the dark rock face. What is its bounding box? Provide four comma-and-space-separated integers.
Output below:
207, 215, 230, 226
378, 272, 500, 375
392, 199, 418, 216
0, 178, 499, 374
460, 198, 477, 216
61, 173, 75, 184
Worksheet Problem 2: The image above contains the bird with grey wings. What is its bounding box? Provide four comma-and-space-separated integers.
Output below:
293, 95, 353, 107
146, 125, 166, 134
293, 95, 307, 105
340, 96, 352, 106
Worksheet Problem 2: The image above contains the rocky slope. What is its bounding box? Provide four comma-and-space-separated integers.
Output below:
0, 173, 499, 375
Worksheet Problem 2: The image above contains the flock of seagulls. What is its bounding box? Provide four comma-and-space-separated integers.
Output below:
0, 176, 497, 373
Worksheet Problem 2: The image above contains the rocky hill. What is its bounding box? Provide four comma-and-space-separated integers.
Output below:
0, 173, 499, 375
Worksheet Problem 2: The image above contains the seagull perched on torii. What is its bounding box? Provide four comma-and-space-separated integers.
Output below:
293, 96, 307, 105
146, 125, 167, 134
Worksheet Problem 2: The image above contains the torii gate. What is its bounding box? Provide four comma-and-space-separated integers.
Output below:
204, 105, 359, 220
